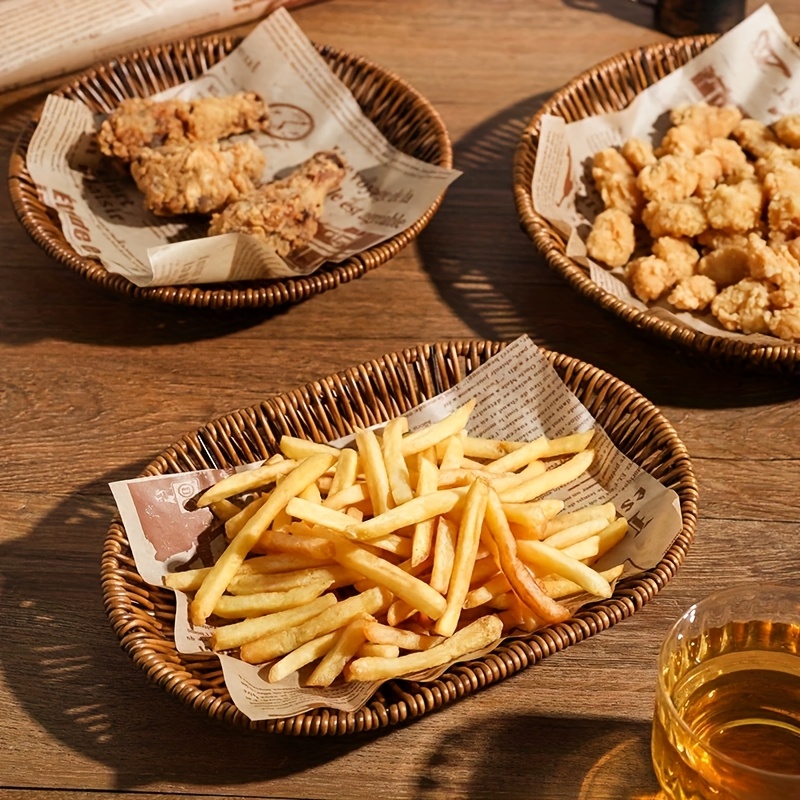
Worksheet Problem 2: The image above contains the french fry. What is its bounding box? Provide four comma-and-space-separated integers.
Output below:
327, 447, 359, 495
438, 434, 465, 471
280, 436, 341, 460
593, 517, 629, 560
435, 479, 489, 636
225, 495, 269, 538
346, 614, 503, 682
382, 416, 414, 506
464, 573, 511, 609
355, 427, 393, 515
285, 496, 354, 534
196, 458, 297, 507
517, 538, 614, 599
499, 449, 595, 504
255, 527, 335, 561
400, 399, 477, 457
346, 490, 460, 541
541, 564, 624, 599
268, 631, 340, 684
386, 598, 416, 627
411, 447, 439, 566
228, 565, 359, 595
212, 593, 337, 651
239, 586, 390, 664
322, 481, 370, 510
306, 614, 371, 687
483, 488, 571, 623
429, 516, 457, 595
357, 642, 400, 659
559, 536, 600, 562
543, 501, 617, 537
212, 579, 333, 619
544, 517, 610, 550
461, 435, 520, 460
208, 498, 243, 522
362, 620, 443, 651
331, 538, 446, 620
501, 499, 564, 539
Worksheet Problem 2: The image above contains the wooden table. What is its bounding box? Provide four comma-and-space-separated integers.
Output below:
3, 1, 800, 797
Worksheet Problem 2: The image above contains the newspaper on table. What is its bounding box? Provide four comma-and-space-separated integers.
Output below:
0, 0, 318, 93
109, 335, 683, 721
25, 8, 460, 288
532, 4, 800, 344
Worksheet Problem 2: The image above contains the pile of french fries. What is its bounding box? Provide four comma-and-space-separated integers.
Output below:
164, 400, 628, 687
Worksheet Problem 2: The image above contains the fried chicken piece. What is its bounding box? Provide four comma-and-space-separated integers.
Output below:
732, 118, 782, 160
695, 229, 750, 251
656, 124, 703, 157
690, 151, 724, 197
762, 160, 800, 235
746, 233, 800, 286
768, 307, 800, 340
668, 274, 718, 311
621, 138, 657, 173
637, 155, 699, 202
696, 245, 750, 287
773, 114, 800, 149
642, 198, 707, 238
585, 208, 636, 268
98, 92, 270, 162
591, 148, 643, 218
710, 278, 771, 334
652, 236, 699, 278
704, 178, 764, 232
625, 255, 671, 302
768, 281, 800, 309
670, 104, 743, 143
130, 140, 265, 216
709, 138, 754, 181
208, 150, 347, 255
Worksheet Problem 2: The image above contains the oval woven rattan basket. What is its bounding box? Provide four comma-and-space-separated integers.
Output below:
8, 36, 452, 310
101, 340, 698, 735
513, 35, 800, 375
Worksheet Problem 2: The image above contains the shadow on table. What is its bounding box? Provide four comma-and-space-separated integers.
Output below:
415, 93, 800, 408
418, 713, 665, 799
561, 0, 655, 31
0, 471, 377, 792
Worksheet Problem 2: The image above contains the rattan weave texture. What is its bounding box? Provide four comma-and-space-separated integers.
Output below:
101, 340, 698, 735
513, 35, 800, 375
9, 36, 452, 310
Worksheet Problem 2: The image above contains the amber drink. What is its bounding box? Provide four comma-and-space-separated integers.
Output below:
652, 584, 800, 800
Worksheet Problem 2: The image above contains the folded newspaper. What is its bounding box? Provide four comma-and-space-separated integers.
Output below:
532, 4, 800, 343
109, 336, 682, 721
25, 8, 460, 287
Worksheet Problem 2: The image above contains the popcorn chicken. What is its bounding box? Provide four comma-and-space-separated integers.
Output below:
651, 236, 699, 276
592, 148, 643, 218
621, 138, 657, 173
690, 151, 724, 197
625, 255, 671, 302
746, 234, 800, 286
710, 279, 771, 334
642, 198, 707, 238
656, 124, 703, 157
762, 161, 800, 235
130, 140, 266, 216
668, 275, 718, 311
732, 118, 782, 159
772, 114, 800, 149
637, 154, 699, 202
696, 245, 749, 287
768, 307, 800, 341
585, 208, 636, 268
704, 178, 764, 232
709, 138, 754, 180
670, 103, 743, 143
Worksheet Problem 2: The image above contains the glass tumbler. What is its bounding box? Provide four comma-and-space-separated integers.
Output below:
651, 583, 800, 800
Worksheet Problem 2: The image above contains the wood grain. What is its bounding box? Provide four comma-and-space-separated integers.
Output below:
2, 0, 800, 797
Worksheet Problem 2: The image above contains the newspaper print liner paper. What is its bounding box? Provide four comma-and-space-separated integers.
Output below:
109, 336, 682, 720
25, 8, 461, 288
532, 4, 800, 345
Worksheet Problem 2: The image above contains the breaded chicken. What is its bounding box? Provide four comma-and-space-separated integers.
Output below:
98, 92, 270, 162
710, 278, 772, 334
585, 208, 636, 268
208, 150, 347, 256
668, 274, 718, 311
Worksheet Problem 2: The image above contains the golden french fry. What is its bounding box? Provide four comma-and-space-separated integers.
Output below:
461, 436, 521, 460
279, 436, 341, 460
386, 598, 416, 627
355, 427, 393, 515
499, 449, 594, 504
501, 498, 565, 539
400, 400, 477, 457
191, 453, 336, 626
464, 573, 511, 609
357, 642, 400, 659
332, 537, 446, 620
225, 495, 269, 538
285, 496, 354, 534
429, 516, 457, 595
346, 614, 503, 682
593, 517, 629, 560
209, 498, 243, 522
483, 488, 571, 623
517, 538, 613, 599
560, 536, 600, 561
543, 501, 617, 536
327, 447, 359, 495
382, 416, 414, 506
411, 447, 439, 566
196, 458, 297, 507
212, 579, 334, 619
268, 630, 340, 683
212, 593, 337, 651
484, 435, 550, 473
299, 481, 322, 504
438, 434, 465, 471
544, 517, 610, 550
362, 620, 443, 651
228, 565, 359, 595
255, 527, 335, 561
323, 481, 370, 510
435, 479, 489, 637
239, 586, 390, 664
306, 614, 371, 687
541, 564, 624, 599
346, 490, 461, 541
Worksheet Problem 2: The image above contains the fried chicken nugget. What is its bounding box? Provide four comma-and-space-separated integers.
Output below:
762, 160, 800, 236
668, 275, 718, 311
641, 198, 707, 239
637, 154, 699, 202
670, 104, 743, 143
704, 178, 764, 232
772, 114, 800, 149
98, 92, 270, 162
746, 233, 800, 286
696, 245, 750, 287
591, 148, 643, 218
585, 208, 636, 268
208, 150, 347, 256
710, 278, 772, 334
732, 118, 782, 160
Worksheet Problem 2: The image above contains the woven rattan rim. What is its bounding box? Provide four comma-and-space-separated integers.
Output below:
100, 339, 699, 735
8, 36, 453, 310
513, 35, 800, 375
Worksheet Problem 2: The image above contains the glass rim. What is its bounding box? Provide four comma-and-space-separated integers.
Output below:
656, 581, 800, 784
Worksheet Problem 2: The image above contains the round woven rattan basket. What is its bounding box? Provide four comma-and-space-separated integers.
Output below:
513, 35, 800, 375
8, 36, 452, 310
101, 339, 698, 735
